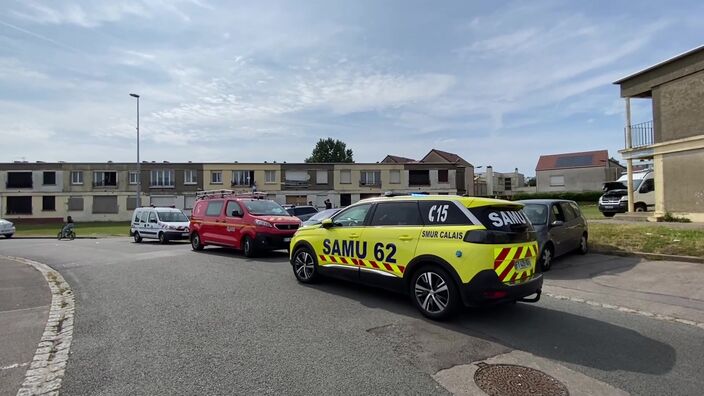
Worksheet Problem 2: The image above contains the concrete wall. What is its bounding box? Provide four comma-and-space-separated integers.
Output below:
661, 148, 704, 213
536, 167, 618, 192
332, 164, 406, 192
202, 163, 281, 192
654, 69, 704, 143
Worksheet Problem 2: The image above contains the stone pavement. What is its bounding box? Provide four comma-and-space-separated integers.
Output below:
0, 257, 51, 396
543, 253, 704, 326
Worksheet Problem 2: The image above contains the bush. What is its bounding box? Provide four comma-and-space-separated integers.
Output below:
663, 212, 692, 223
508, 191, 603, 203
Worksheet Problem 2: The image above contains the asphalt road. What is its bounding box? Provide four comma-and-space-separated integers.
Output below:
1, 238, 702, 395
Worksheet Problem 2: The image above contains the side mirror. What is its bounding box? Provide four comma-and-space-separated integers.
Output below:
150, 219, 157, 224
321, 218, 334, 228
231, 210, 242, 217
551, 220, 564, 227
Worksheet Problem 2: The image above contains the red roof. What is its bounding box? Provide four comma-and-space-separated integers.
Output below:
381, 155, 416, 164
536, 150, 609, 171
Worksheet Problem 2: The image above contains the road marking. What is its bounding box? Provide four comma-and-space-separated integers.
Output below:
3, 256, 75, 396
1, 362, 29, 371
545, 292, 704, 330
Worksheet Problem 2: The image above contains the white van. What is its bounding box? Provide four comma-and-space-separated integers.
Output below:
598, 171, 655, 217
130, 207, 190, 243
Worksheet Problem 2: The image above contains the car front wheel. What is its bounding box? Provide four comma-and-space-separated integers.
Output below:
292, 246, 319, 283
410, 266, 459, 320
242, 236, 256, 258
191, 233, 204, 251
578, 234, 588, 255
133, 232, 142, 243
539, 245, 554, 272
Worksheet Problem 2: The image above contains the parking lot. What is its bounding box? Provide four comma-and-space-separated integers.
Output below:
1, 238, 703, 395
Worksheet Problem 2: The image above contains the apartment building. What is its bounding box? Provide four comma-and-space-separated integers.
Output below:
0, 149, 474, 222
474, 167, 526, 197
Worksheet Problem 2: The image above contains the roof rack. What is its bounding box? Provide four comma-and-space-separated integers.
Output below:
195, 190, 267, 200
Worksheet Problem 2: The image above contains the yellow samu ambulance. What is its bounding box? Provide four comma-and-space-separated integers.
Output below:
289, 195, 542, 320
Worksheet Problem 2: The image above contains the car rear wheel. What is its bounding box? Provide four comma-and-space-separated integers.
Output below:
242, 236, 256, 258
635, 203, 647, 212
133, 232, 142, 243
158, 232, 168, 244
578, 233, 588, 255
292, 246, 319, 283
410, 266, 459, 320
539, 245, 554, 272
191, 233, 204, 251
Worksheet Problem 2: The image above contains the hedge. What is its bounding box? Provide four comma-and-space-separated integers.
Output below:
507, 191, 603, 203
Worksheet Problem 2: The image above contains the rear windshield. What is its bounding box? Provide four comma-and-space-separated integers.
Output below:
157, 211, 188, 222
244, 200, 288, 216
469, 205, 534, 232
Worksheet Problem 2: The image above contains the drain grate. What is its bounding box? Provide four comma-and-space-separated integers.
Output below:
474, 363, 569, 396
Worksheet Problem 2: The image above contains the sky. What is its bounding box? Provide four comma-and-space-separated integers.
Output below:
0, 0, 702, 176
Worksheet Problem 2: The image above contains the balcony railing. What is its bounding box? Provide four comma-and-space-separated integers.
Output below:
625, 120, 654, 149
93, 182, 118, 188
283, 180, 309, 189
359, 180, 381, 187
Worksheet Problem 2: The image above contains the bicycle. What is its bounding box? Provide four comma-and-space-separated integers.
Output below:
57, 226, 76, 240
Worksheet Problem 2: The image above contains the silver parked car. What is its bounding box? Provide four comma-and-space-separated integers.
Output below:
519, 199, 588, 271
0, 218, 16, 239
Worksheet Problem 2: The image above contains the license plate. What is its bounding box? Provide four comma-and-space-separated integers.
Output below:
283, 237, 291, 242
515, 258, 531, 270
605, 206, 615, 209
182, 233, 189, 237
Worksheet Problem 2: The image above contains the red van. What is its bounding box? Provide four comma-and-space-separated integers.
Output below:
190, 192, 301, 257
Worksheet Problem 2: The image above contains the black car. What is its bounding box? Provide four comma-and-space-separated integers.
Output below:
285, 205, 319, 221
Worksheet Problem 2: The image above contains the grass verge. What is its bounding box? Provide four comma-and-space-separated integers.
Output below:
589, 222, 704, 257
14, 222, 130, 237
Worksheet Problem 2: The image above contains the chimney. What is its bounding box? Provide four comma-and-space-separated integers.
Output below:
486, 166, 494, 196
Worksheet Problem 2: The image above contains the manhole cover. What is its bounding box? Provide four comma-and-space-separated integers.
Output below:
474, 363, 569, 396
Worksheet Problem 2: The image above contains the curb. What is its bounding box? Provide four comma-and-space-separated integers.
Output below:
5, 256, 75, 396
591, 248, 704, 264
9, 237, 100, 240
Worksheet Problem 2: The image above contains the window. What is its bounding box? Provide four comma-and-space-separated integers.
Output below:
438, 169, 449, 183
184, 170, 197, 185
71, 171, 83, 185
139, 211, 149, 223
129, 171, 139, 185
559, 202, 578, 221
550, 203, 566, 223
232, 170, 254, 186
43, 172, 56, 185
6, 196, 32, 214
150, 170, 175, 187
157, 211, 188, 222
68, 197, 84, 211
370, 202, 422, 226
409, 170, 430, 186
504, 177, 512, 191
296, 207, 318, 216
184, 196, 196, 210
206, 200, 224, 216
148, 212, 157, 223
360, 171, 381, 186
211, 171, 223, 184
549, 175, 565, 187
265, 170, 276, 183
418, 201, 471, 225
6, 172, 32, 188
316, 170, 328, 184
93, 171, 117, 187
523, 204, 548, 225
226, 201, 243, 217
127, 197, 138, 210
92, 196, 118, 214
569, 202, 582, 218
339, 170, 352, 184
390, 170, 401, 184
332, 203, 371, 227
639, 178, 654, 193
42, 196, 55, 211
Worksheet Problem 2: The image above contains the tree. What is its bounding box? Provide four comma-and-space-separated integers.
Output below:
305, 138, 354, 163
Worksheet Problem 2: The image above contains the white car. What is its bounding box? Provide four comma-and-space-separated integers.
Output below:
0, 219, 16, 239
130, 207, 190, 244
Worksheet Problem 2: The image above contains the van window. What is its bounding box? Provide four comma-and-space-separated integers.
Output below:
148, 212, 157, 223
134, 211, 142, 223
206, 200, 224, 217
140, 211, 149, 223
226, 201, 243, 217
370, 202, 422, 226
639, 178, 654, 193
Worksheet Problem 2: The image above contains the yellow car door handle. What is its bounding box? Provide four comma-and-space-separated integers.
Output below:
399, 236, 413, 241
349, 233, 360, 239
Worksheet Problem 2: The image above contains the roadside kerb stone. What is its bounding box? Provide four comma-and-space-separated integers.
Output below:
5, 256, 75, 396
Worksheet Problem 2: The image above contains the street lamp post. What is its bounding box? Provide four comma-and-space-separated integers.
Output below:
130, 93, 140, 208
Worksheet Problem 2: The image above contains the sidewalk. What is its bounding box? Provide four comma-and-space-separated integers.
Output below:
0, 257, 51, 395
543, 253, 704, 326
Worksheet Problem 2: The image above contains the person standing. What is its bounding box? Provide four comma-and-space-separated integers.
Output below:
324, 199, 332, 209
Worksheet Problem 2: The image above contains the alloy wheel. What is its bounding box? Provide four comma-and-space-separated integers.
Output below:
414, 271, 450, 314
293, 250, 315, 280
541, 248, 552, 271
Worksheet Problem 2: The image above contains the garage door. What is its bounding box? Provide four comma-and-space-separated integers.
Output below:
286, 195, 307, 205
150, 196, 177, 207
